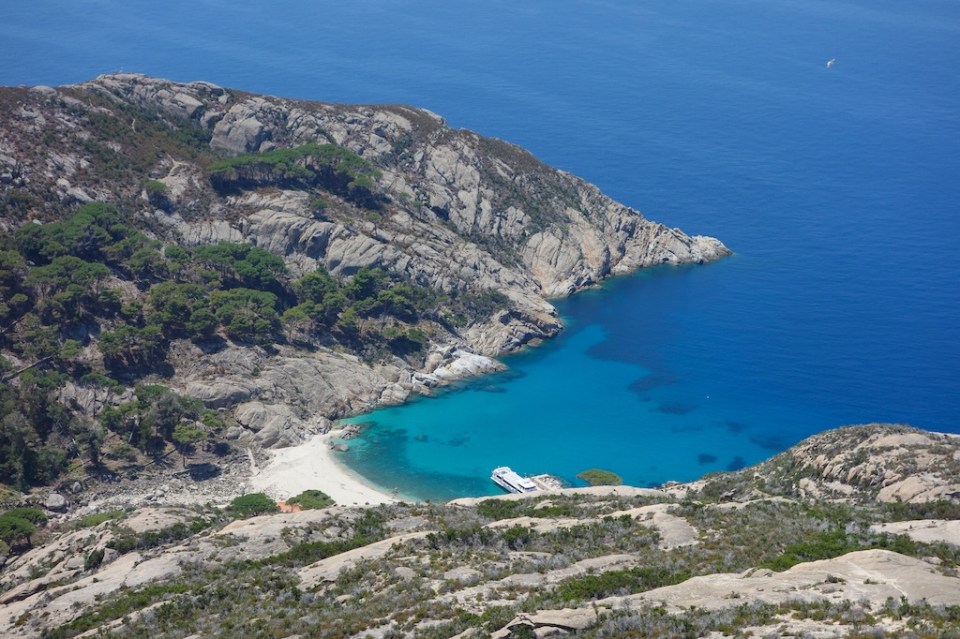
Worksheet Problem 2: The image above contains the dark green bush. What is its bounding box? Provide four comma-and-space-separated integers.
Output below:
502, 525, 535, 550
208, 143, 382, 208
286, 489, 334, 510
210, 288, 280, 344
3, 507, 47, 526
554, 567, 689, 602
761, 528, 857, 571
476, 499, 521, 520
576, 468, 623, 486
147, 282, 216, 338
191, 242, 287, 290
0, 513, 36, 546
84, 548, 105, 570
77, 510, 126, 528
107, 518, 213, 553
228, 493, 280, 519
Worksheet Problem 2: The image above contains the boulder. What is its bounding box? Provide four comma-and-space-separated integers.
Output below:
44, 493, 68, 512
210, 101, 276, 153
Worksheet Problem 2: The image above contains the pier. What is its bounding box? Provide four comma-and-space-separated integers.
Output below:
529, 474, 564, 491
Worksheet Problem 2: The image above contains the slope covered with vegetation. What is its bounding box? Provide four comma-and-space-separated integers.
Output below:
1, 426, 958, 638
0, 198, 512, 490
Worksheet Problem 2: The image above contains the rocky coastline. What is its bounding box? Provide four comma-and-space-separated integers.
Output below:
0, 73, 729, 515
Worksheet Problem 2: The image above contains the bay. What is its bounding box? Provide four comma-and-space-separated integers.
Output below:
3, 0, 958, 500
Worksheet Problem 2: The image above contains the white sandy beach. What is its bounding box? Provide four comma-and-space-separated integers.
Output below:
248, 432, 401, 507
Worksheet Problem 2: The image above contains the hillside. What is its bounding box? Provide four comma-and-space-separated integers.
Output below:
0, 74, 727, 494
1, 424, 958, 638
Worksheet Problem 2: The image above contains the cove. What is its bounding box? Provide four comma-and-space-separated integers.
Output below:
340, 260, 838, 502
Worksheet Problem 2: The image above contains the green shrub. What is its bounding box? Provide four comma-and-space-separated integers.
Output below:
761, 528, 858, 571
210, 288, 280, 344
3, 507, 47, 526
286, 489, 334, 510
99, 324, 166, 369
265, 537, 365, 567
78, 510, 126, 528
147, 282, 216, 339
208, 143, 382, 207
458, 289, 510, 319
576, 468, 623, 486
107, 518, 213, 553
84, 548, 105, 571
295, 269, 338, 303
554, 567, 689, 602
502, 525, 535, 550
144, 180, 167, 195
476, 499, 521, 520
228, 493, 279, 519
191, 242, 287, 290
0, 485, 21, 510
0, 513, 36, 546
42, 582, 192, 638
883, 499, 960, 522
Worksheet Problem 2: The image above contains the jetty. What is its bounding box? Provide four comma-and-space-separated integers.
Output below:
529, 473, 564, 491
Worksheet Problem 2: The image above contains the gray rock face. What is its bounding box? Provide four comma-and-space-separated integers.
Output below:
212, 110, 270, 153
85, 73, 223, 123
43, 493, 68, 512
168, 340, 423, 436
234, 401, 330, 448
68, 75, 726, 308
617, 549, 960, 610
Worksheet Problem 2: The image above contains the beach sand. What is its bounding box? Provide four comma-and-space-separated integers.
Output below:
248, 432, 400, 507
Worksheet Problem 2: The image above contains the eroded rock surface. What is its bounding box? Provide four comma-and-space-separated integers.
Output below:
756, 425, 960, 504
612, 549, 960, 610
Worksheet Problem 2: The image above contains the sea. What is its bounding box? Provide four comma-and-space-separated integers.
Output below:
3, 0, 959, 501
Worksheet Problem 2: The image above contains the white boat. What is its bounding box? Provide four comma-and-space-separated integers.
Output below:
491, 466, 538, 493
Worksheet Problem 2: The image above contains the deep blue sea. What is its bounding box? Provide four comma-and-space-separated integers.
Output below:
4, 0, 959, 500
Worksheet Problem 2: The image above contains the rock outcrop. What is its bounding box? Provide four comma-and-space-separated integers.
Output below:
754, 425, 960, 504
614, 549, 960, 610
72, 74, 727, 302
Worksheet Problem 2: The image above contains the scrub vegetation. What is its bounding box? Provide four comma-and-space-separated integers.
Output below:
11, 490, 958, 639
0, 199, 510, 491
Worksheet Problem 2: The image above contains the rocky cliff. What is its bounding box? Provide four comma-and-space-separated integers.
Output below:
0, 74, 728, 454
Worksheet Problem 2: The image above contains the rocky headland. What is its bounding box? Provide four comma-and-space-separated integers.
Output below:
0, 73, 727, 473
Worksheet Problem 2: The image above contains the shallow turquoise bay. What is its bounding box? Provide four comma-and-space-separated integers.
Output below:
341, 262, 859, 502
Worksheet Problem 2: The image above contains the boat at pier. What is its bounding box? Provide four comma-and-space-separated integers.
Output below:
491, 466, 538, 493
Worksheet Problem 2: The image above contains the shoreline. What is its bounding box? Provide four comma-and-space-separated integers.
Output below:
248, 431, 404, 507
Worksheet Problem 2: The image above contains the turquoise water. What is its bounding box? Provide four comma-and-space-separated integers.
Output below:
3, 0, 959, 500
341, 261, 882, 501
342, 294, 782, 502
